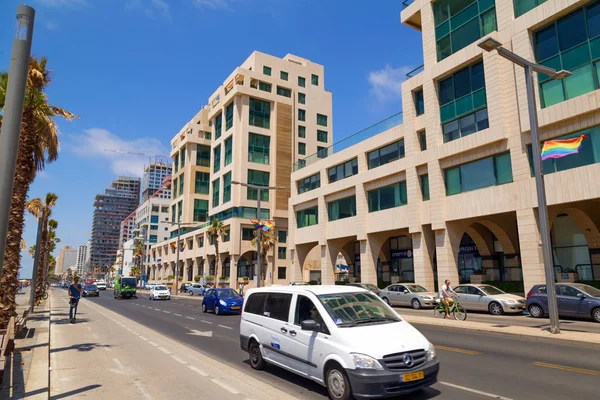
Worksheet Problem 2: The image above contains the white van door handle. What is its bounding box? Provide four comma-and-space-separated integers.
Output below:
289, 330, 297, 336
280, 327, 288, 334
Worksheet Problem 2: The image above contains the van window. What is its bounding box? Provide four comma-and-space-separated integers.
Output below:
264, 293, 292, 321
244, 292, 267, 315
295, 295, 329, 335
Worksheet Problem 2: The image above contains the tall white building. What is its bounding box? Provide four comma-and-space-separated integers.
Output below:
142, 160, 172, 202
56, 246, 77, 275
76, 244, 88, 276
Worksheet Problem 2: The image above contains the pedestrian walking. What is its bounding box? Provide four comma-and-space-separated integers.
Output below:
239, 282, 244, 296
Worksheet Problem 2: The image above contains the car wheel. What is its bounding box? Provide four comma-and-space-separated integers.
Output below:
528, 304, 544, 318
411, 299, 422, 310
592, 308, 600, 323
326, 363, 351, 400
249, 341, 266, 370
489, 302, 504, 315
215, 305, 220, 315
382, 297, 390, 305
202, 303, 207, 313
188, 291, 193, 296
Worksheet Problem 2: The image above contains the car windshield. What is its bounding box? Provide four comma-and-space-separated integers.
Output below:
360, 284, 378, 291
218, 289, 241, 299
154, 285, 167, 290
121, 278, 136, 288
406, 285, 428, 293
479, 285, 505, 295
318, 292, 402, 327
85, 285, 97, 290
577, 285, 600, 297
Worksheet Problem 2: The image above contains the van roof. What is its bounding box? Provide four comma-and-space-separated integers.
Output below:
247, 285, 368, 296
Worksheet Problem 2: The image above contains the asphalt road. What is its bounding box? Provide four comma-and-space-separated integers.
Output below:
81, 289, 600, 400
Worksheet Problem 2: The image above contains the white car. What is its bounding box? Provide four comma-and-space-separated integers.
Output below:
96, 281, 107, 290
144, 282, 157, 290
149, 285, 171, 300
240, 285, 438, 399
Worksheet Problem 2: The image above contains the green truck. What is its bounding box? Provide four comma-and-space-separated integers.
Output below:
113, 276, 137, 299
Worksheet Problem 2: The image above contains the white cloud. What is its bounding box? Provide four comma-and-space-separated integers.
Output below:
36, 0, 88, 7
44, 20, 59, 31
368, 65, 412, 103
71, 128, 169, 177
192, 0, 232, 10
125, 0, 172, 20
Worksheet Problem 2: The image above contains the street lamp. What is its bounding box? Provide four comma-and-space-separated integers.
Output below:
231, 181, 285, 288
478, 37, 571, 334
163, 220, 201, 295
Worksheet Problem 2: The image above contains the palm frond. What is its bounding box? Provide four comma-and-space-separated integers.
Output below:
26, 198, 43, 218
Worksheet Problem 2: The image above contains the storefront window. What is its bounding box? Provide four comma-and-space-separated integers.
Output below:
552, 214, 594, 280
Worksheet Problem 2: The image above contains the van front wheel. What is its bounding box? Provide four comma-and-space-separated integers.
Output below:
326, 364, 351, 400
249, 341, 266, 370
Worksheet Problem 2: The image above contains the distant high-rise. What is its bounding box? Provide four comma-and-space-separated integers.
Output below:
56, 245, 77, 275
142, 160, 171, 202
75, 244, 88, 276
89, 177, 140, 277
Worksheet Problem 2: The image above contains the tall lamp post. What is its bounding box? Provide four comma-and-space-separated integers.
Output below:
231, 181, 285, 288
164, 220, 201, 294
478, 37, 571, 334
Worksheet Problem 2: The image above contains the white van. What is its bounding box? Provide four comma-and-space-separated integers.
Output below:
95, 281, 107, 290
240, 285, 438, 399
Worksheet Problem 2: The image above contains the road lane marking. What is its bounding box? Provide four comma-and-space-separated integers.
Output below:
439, 382, 513, 400
211, 378, 240, 394
163, 311, 170, 314
135, 381, 153, 400
154, 309, 161, 311
174, 313, 182, 317
148, 341, 159, 347
533, 361, 600, 376
135, 304, 139, 306
171, 355, 187, 365
218, 324, 233, 330
186, 316, 195, 320
158, 346, 172, 355
139, 336, 149, 341
435, 345, 480, 355
201, 320, 213, 324
188, 365, 208, 376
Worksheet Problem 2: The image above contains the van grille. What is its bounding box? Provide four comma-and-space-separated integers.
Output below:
382, 349, 426, 371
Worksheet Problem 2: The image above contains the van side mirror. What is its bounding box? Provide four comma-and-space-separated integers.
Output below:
301, 319, 321, 332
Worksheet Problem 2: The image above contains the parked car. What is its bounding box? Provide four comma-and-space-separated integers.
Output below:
149, 285, 171, 300
380, 284, 437, 309
96, 281, 107, 290
188, 283, 210, 296
82, 284, 100, 297
527, 283, 600, 323
240, 285, 438, 399
202, 288, 243, 315
453, 284, 526, 315
346, 283, 381, 296
144, 282, 157, 290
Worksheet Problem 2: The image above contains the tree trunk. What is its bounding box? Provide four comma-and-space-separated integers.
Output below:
35, 217, 49, 301
214, 240, 220, 279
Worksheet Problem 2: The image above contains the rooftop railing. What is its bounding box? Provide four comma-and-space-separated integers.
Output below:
406, 64, 424, 78
402, 0, 414, 7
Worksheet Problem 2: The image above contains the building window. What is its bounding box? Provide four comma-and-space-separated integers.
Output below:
242, 228, 254, 241
298, 125, 306, 138
171, 205, 176, 224
414, 88, 424, 116
434, 0, 497, 61
420, 174, 430, 201
297, 207, 318, 228
196, 144, 211, 167
317, 146, 328, 159
215, 113, 222, 139
328, 196, 356, 221
259, 82, 272, 92
311, 74, 319, 86
177, 200, 183, 223
174, 154, 179, 173
316, 113, 328, 127
224, 136, 233, 166
534, 3, 600, 108
445, 152, 513, 196
439, 61, 488, 143
328, 158, 358, 183
298, 142, 306, 155
298, 109, 306, 121
223, 230, 230, 242
278, 230, 287, 243
223, 172, 232, 203
173, 178, 178, 198
180, 147, 186, 168
280, 71, 288, 80
368, 182, 407, 212
225, 102, 234, 131
298, 92, 306, 104
418, 130, 427, 151
263, 66, 271, 76
317, 130, 328, 143
151, 215, 159, 223
198, 236, 204, 248
367, 140, 405, 169
213, 145, 221, 173
150, 235, 158, 243
249, 98, 271, 129
298, 76, 306, 87
150, 225, 158, 230
514, 0, 546, 18
297, 173, 320, 194
278, 247, 287, 259
179, 174, 184, 195
277, 86, 291, 97
277, 267, 286, 280
195, 172, 210, 194
193, 199, 209, 222
247, 169, 270, 201
212, 179, 220, 207
248, 132, 270, 164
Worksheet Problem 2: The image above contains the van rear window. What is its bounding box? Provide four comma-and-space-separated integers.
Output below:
264, 293, 292, 322
244, 293, 267, 315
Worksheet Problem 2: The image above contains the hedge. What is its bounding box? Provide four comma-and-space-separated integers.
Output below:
577, 280, 600, 289
483, 281, 524, 294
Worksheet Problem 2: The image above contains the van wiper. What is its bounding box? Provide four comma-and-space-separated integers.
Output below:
341, 316, 399, 327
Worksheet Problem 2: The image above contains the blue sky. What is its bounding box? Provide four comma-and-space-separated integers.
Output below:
0, 0, 423, 278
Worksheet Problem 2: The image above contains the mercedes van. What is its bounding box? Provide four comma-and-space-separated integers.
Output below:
240, 285, 438, 399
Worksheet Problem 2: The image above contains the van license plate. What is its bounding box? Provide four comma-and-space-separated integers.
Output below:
400, 371, 424, 383
231, 306, 241, 310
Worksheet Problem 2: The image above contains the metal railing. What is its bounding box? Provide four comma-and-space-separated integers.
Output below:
406, 64, 424, 78
293, 112, 403, 171
402, 0, 414, 7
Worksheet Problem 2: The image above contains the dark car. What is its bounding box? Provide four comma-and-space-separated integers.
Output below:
83, 284, 100, 297
202, 288, 243, 315
527, 283, 600, 323
347, 282, 381, 296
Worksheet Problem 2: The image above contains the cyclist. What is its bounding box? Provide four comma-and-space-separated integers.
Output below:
439, 279, 459, 318
68, 277, 83, 323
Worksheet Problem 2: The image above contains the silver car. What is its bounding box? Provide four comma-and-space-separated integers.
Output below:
188, 283, 210, 296
453, 284, 526, 315
379, 284, 437, 309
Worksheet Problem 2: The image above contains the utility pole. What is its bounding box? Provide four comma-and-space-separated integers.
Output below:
0, 5, 35, 281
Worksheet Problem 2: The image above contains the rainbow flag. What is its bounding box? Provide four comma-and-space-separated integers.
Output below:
263, 220, 274, 232
541, 135, 587, 161
249, 219, 275, 232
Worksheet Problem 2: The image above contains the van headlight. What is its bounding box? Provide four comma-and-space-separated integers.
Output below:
219, 300, 227, 306
426, 343, 436, 361
351, 353, 383, 370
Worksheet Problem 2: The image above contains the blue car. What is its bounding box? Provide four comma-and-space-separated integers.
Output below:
202, 288, 244, 315
527, 283, 600, 323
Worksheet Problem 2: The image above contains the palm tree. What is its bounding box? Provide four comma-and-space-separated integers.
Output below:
251, 229, 278, 284
44, 219, 59, 289
206, 218, 226, 279
0, 57, 76, 328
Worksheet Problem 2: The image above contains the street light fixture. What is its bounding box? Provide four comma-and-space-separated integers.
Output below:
478, 37, 571, 334
231, 181, 285, 288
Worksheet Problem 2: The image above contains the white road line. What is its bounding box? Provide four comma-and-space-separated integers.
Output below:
201, 320, 213, 324
186, 316, 195, 320
148, 341, 159, 347
211, 378, 240, 394
154, 309, 161, 311
139, 336, 149, 341
113, 358, 125, 370
188, 365, 208, 376
171, 355, 187, 365
163, 311, 170, 314
135, 380, 154, 400
92, 333, 99, 339
439, 382, 513, 400
135, 303, 140, 306
103, 346, 111, 352
218, 324, 232, 330
174, 313, 182, 317
158, 347, 172, 355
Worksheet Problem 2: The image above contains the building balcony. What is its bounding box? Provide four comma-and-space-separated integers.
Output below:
400, 0, 421, 31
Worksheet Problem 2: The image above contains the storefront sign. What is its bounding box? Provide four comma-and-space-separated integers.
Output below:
391, 249, 413, 259
459, 245, 479, 254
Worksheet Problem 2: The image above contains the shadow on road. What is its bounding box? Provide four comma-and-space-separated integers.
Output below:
50, 384, 102, 399
50, 343, 112, 353
50, 318, 90, 325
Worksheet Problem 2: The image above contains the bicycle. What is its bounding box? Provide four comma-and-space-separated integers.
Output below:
434, 296, 467, 321
69, 297, 79, 324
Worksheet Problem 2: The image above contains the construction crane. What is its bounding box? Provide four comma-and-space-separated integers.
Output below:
103, 149, 169, 159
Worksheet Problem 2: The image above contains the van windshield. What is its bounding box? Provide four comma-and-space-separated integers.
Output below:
121, 278, 137, 288
318, 292, 402, 327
